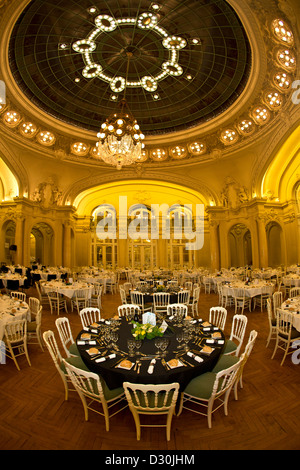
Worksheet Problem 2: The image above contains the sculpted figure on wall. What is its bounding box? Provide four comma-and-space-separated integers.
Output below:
221, 177, 249, 209
31, 177, 63, 208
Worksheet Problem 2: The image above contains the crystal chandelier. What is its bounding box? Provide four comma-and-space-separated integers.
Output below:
96, 53, 145, 170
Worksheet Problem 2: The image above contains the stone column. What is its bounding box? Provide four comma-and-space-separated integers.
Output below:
257, 216, 268, 267
209, 221, 220, 270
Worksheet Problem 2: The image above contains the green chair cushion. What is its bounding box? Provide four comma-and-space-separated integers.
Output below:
61, 356, 123, 401
69, 342, 80, 356
212, 354, 239, 374
183, 371, 217, 399
222, 339, 237, 355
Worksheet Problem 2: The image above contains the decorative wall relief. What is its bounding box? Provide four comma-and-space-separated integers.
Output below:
221, 177, 249, 208
31, 177, 63, 208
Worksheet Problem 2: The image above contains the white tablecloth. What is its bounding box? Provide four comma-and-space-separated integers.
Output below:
282, 275, 300, 287
42, 281, 93, 299
279, 297, 300, 332
0, 295, 29, 340
222, 280, 275, 298
78, 275, 114, 294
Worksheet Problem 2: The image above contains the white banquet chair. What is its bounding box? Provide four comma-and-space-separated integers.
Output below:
153, 292, 170, 315
55, 317, 79, 357
123, 382, 179, 441
209, 306, 227, 331
64, 361, 127, 431
118, 304, 140, 320
47, 291, 68, 316
188, 286, 200, 317
166, 303, 188, 318
10, 291, 26, 302
178, 290, 190, 305
27, 305, 44, 351
43, 330, 90, 401
271, 310, 300, 366
4, 319, 31, 371
177, 360, 241, 428
222, 314, 248, 356
79, 307, 101, 329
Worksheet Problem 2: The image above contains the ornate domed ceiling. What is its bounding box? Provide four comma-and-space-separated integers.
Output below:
8, 0, 251, 136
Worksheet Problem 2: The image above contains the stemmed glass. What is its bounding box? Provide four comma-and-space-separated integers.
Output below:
154, 338, 162, 357
160, 338, 169, 357
183, 329, 191, 352
127, 339, 136, 357
134, 339, 142, 355
176, 331, 184, 349
110, 331, 119, 350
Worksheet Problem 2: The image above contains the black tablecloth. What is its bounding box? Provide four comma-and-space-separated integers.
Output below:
77, 317, 225, 391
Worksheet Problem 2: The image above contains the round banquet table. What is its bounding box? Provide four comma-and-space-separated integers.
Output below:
279, 296, 300, 332
76, 317, 225, 392
41, 280, 93, 299
0, 295, 29, 340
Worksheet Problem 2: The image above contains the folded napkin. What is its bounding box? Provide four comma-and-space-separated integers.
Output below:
95, 353, 116, 363
206, 338, 225, 345
147, 359, 156, 374
187, 351, 203, 363
77, 340, 97, 345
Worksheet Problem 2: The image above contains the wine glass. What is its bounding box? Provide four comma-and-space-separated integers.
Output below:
111, 331, 119, 350
134, 339, 142, 355
127, 339, 136, 357
183, 329, 191, 351
160, 338, 169, 357
154, 337, 162, 357
176, 331, 184, 349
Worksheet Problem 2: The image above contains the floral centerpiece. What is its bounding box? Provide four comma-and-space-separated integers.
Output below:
131, 321, 164, 340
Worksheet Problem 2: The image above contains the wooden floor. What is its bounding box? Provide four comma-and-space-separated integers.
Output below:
0, 284, 300, 451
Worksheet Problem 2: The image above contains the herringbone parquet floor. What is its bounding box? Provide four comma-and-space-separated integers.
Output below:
1, 285, 300, 451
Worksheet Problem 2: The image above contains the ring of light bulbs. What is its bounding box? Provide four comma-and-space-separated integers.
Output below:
72, 12, 187, 93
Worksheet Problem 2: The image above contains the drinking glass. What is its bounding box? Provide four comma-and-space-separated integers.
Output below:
154, 337, 162, 356
134, 339, 142, 355
127, 339, 136, 357
160, 338, 169, 357
176, 331, 184, 348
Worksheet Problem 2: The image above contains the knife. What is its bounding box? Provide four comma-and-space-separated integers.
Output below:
161, 358, 170, 370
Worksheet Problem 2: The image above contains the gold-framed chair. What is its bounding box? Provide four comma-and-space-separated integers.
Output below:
177, 360, 241, 428
55, 316, 80, 357
79, 307, 101, 329
271, 310, 300, 365
43, 330, 90, 401
64, 360, 127, 431
4, 319, 31, 371
209, 306, 227, 331
123, 382, 179, 441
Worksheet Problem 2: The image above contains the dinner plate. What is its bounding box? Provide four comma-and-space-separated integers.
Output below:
167, 359, 184, 369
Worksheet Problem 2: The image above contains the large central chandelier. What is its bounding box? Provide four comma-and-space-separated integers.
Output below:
96, 53, 145, 170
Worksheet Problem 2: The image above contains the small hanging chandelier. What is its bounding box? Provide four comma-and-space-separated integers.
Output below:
96, 53, 145, 170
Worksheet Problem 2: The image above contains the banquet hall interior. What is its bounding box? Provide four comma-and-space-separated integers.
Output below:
0, 0, 300, 451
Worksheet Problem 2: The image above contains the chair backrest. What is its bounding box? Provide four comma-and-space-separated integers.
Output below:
118, 304, 141, 318
276, 310, 294, 338
213, 359, 241, 399
229, 314, 248, 355
244, 330, 258, 358
123, 282, 132, 295
29, 296, 40, 317
79, 307, 101, 328
209, 306, 227, 330
123, 382, 179, 413
167, 303, 188, 317
290, 287, 300, 298
55, 317, 75, 357
75, 288, 91, 300
267, 297, 275, 324
192, 286, 200, 301
273, 291, 283, 315
64, 360, 106, 401
5, 318, 27, 343
43, 330, 64, 373
131, 291, 144, 307
153, 292, 170, 307
178, 290, 190, 304
10, 291, 26, 302
184, 281, 193, 292
119, 287, 127, 304
93, 282, 102, 295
